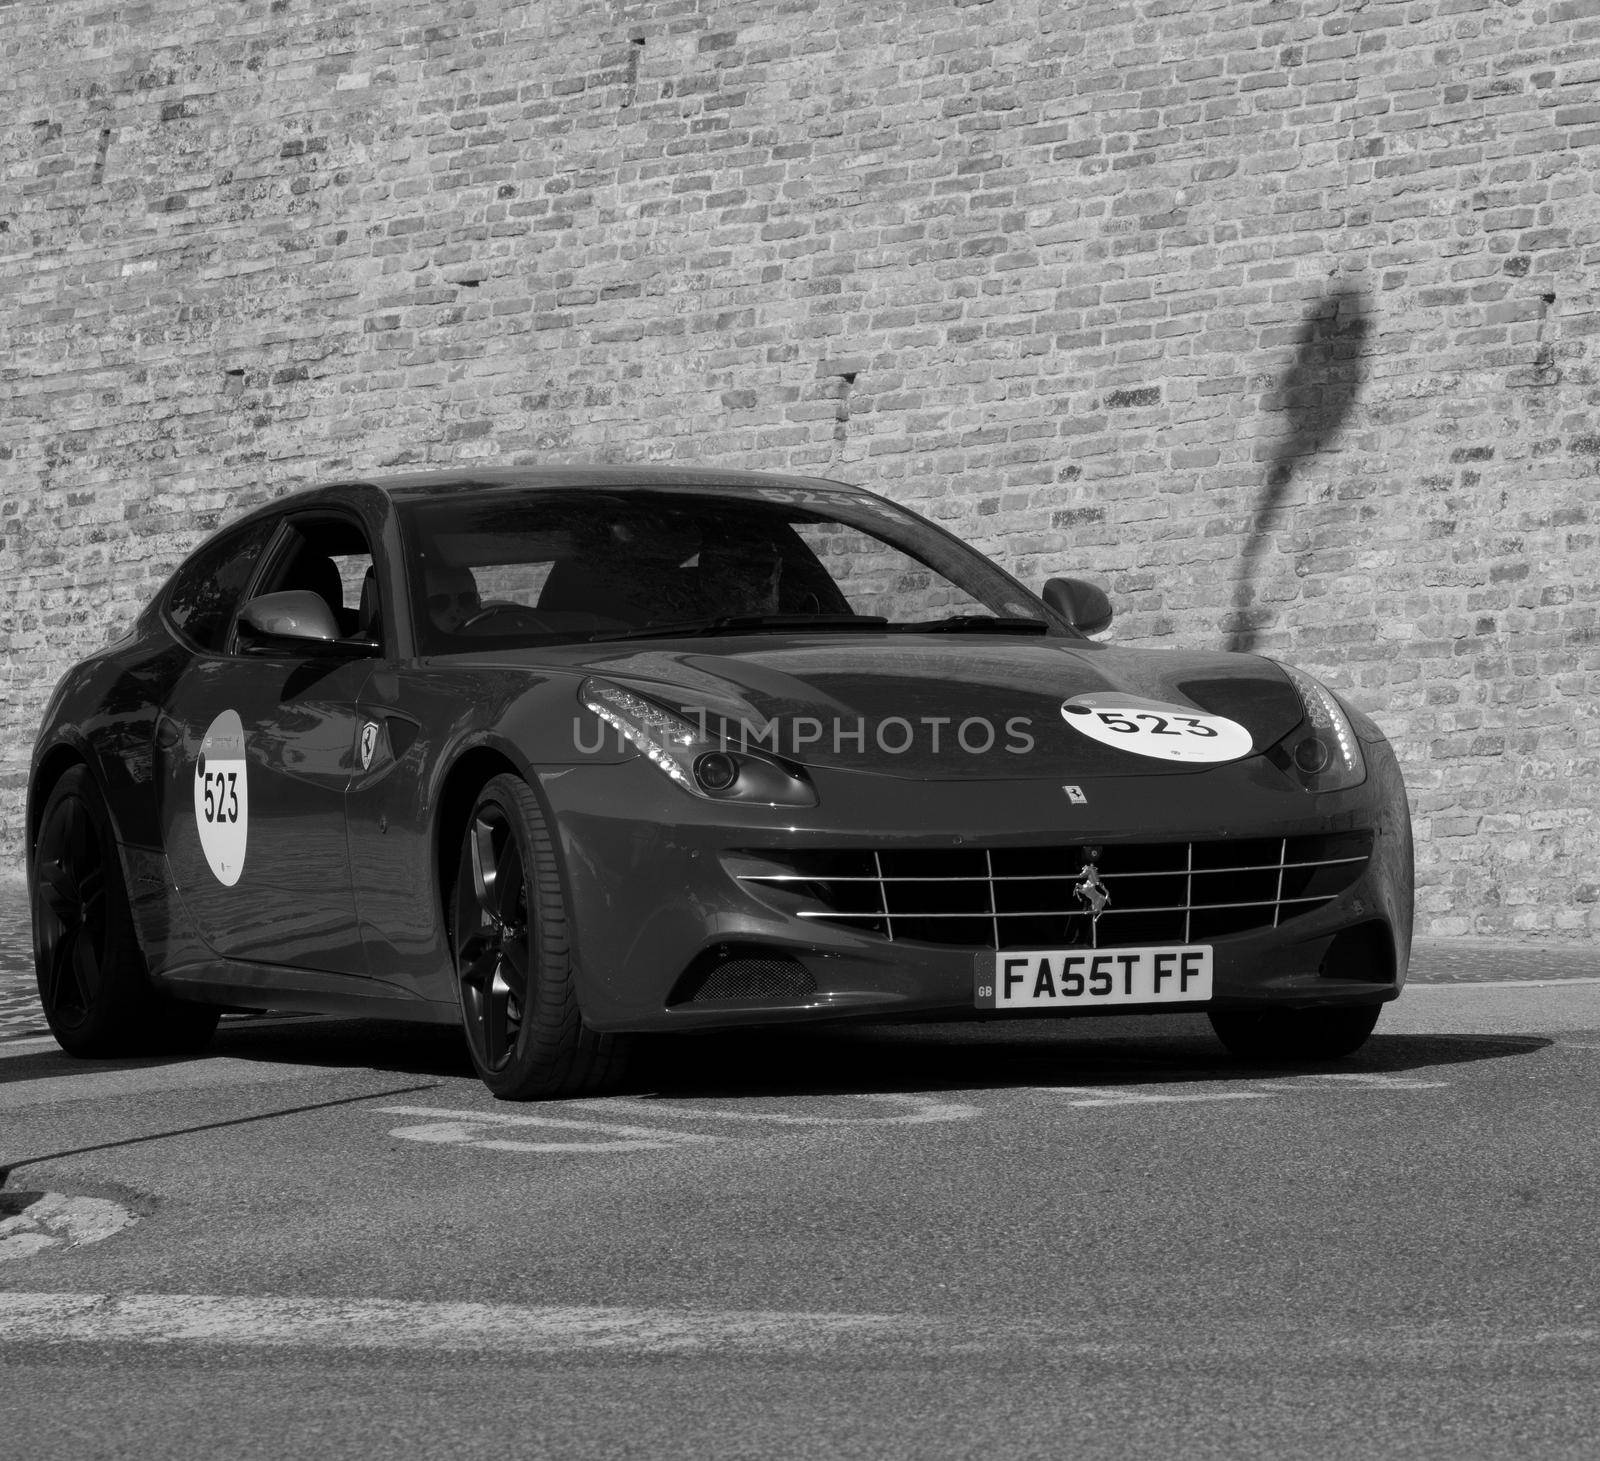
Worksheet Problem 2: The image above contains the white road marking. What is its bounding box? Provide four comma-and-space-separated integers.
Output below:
1043, 1086, 1276, 1107
0, 1194, 138, 1263
381, 1073, 1451, 1156
5, 1292, 1599, 1361
379, 1094, 984, 1155
378, 1106, 726, 1154
1405, 977, 1600, 989
572, 1093, 983, 1126
1257, 1072, 1448, 1091
1033, 1071, 1449, 1106
0, 1292, 949, 1353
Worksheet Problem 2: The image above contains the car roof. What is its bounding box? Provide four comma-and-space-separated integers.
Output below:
321, 465, 865, 504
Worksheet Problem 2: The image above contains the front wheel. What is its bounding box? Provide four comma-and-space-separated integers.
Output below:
1208, 1003, 1383, 1063
32, 765, 219, 1057
450, 773, 627, 1099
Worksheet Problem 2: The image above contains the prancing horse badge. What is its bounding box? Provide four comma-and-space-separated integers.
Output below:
359, 720, 380, 771
1073, 850, 1111, 937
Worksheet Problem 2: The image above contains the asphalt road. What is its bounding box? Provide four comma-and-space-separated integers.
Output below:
2, 902, 1598, 1459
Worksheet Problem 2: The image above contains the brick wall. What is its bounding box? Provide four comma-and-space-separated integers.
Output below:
3, 0, 1598, 937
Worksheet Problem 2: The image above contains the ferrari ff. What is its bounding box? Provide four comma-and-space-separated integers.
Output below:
27, 468, 1412, 1098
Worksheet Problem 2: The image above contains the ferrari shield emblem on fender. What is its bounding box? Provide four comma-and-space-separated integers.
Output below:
359, 720, 380, 771
1062, 784, 1087, 805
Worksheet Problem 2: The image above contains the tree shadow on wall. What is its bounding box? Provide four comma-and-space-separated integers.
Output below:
1226, 283, 1371, 653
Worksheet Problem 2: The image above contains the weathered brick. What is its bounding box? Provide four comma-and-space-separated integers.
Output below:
0, 0, 1597, 938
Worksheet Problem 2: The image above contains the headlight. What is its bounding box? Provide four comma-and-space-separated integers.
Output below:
579, 678, 818, 808
1270, 663, 1367, 793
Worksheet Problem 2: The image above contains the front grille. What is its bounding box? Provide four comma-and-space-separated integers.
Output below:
737, 833, 1373, 949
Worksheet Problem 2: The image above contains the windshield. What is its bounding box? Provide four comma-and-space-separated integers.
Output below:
396, 485, 1055, 654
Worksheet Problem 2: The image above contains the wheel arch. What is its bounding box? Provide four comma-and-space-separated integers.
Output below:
431, 745, 526, 949
430, 743, 624, 1098
26, 738, 98, 870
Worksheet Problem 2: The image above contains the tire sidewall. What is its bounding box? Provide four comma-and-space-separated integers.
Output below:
1209, 1003, 1382, 1063
451, 774, 570, 1096
31, 766, 141, 1052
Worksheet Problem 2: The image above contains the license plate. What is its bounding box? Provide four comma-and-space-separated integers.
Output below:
975, 946, 1213, 1010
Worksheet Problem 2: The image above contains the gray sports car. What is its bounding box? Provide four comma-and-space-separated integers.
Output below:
28, 467, 1412, 1098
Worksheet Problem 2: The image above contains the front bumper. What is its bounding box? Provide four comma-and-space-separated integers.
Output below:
537, 737, 1414, 1033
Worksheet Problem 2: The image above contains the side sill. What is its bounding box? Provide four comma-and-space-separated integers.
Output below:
154, 960, 462, 1027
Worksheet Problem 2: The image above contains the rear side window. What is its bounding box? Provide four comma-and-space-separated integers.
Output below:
164, 517, 277, 654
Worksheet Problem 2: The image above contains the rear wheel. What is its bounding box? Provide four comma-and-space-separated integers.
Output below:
450, 773, 627, 1099
32, 766, 219, 1057
1208, 1003, 1382, 1063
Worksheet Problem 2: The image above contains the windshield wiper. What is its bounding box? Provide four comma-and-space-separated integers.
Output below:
594, 613, 892, 642
898, 615, 1050, 635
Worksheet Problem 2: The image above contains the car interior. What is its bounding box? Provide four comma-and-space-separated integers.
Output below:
238, 516, 379, 648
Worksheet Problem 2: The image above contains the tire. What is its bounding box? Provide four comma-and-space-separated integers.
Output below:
1208, 1003, 1383, 1063
31, 766, 220, 1058
450, 773, 628, 1099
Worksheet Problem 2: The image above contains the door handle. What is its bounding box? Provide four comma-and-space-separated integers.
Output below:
377, 712, 421, 760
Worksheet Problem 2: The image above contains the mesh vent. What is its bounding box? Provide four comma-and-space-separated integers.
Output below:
676, 952, 818, 1004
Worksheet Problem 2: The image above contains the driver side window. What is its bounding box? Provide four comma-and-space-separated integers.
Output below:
236, 515, 380, 652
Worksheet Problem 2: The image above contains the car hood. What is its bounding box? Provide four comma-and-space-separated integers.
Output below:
550, 634, 1305, 780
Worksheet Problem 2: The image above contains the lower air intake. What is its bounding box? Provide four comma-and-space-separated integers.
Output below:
674, 949, 817, 1005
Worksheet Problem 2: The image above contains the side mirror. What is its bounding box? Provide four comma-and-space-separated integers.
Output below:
238, 590, 374, 653
1041, 577, 1113, 639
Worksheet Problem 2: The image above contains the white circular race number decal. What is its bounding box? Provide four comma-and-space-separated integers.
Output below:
1061, 694, 1252, 764
194, 709, 249, 886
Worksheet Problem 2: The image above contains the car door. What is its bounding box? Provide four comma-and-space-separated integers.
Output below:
155, 509, 380, 976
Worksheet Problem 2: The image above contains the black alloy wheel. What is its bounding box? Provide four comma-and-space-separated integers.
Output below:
32, 765, 219, 1057
450, 773, 627, 1099
455, 796, 531, 1075
33, 779, 109, 1040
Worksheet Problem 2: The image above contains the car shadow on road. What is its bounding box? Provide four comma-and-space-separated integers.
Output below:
628, 1023, 1551, 1101
0, 1016, 474, 1089
0, 1047, 202, 1088
167, 1011, 1555, 1102
213, 1016, 478, 1080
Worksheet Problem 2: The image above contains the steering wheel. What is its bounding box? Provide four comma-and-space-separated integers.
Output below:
457, 603, 556, 634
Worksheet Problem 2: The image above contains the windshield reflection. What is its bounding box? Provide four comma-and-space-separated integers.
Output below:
397, 487, 1053, 654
